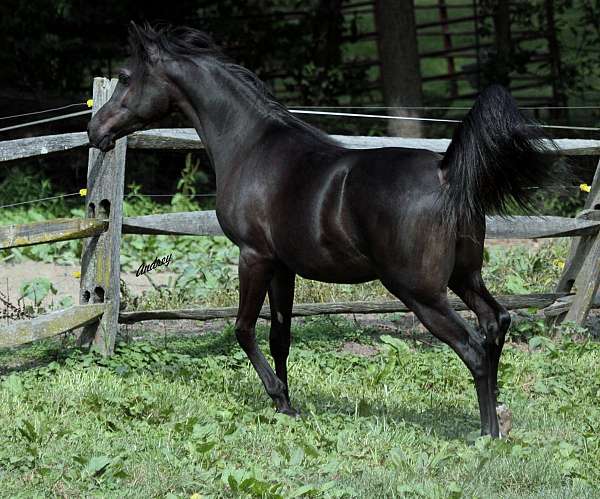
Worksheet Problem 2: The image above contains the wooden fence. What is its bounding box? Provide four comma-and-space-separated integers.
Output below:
1, 77, 599, 353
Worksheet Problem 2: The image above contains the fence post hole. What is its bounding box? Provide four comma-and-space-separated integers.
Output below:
555, 158, 600, 325
78, 77, 127, 354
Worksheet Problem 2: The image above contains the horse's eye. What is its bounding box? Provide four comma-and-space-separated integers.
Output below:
118, 74, 130, 86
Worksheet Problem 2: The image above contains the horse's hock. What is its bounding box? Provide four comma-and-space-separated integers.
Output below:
1, 76, 600, 352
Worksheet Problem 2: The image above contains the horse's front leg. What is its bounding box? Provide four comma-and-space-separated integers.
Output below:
235, 249, 295, 414
268, 265, 297, 414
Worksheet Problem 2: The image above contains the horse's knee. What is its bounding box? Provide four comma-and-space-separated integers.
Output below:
481, 309, 509, 348
484, 309, 511, 349
481, 320, 499, 347
235, 323, 256, 351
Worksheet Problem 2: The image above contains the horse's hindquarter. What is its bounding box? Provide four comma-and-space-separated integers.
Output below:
345, 148, 457, 287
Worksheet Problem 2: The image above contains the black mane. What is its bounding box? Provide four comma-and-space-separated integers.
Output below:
129, 23, 221, 63
128, 23, 338, 146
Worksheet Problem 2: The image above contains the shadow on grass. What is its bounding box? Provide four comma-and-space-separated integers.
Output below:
0, 338, 75, 376
237, 387, 480, 441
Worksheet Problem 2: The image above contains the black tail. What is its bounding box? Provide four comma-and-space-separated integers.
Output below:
441, 84, 563, 226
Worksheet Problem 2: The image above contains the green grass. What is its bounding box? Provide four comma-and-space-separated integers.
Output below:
1, 318, 599, 497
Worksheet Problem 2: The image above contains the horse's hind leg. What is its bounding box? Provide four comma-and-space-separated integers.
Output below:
382, 281, 500, 437
449, 236, 511, 401
449, 271, 510, 400
234, 249, 295, 415
267, 265, 296, 411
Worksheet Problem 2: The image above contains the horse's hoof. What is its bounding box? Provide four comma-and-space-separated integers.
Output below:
277, 407, 300, 418
496, 404, 512, 438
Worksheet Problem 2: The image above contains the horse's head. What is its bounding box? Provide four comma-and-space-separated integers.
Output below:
87, 23, 173, 151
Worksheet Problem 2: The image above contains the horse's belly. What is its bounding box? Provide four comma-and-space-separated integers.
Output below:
277, 239, 376, 284
295, 263, 376, 284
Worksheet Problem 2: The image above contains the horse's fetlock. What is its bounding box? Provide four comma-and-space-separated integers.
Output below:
266, 378, 287, 397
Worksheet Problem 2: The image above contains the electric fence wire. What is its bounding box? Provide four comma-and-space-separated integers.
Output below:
1, 103, 600, 134
0, 102, 89, 121
1, 186, 587, 211
0, 192, 216, 210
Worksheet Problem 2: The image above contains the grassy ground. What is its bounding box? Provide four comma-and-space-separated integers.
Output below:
1, 317, 599, 498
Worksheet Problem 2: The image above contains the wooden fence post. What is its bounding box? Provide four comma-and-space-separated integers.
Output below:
78, 77, 127, 355
555, 159, 600, 324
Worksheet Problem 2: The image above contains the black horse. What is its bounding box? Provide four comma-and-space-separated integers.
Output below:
88, 23, 560, 437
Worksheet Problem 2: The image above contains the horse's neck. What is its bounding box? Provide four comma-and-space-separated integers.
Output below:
169, 61, 280, 185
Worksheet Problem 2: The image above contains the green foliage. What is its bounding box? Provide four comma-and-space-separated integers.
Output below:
0, 318, 599, 497
0, 166, 54, 205
18, 277, 57, 317
529, 189, 587, 218
482, 242, 569, 296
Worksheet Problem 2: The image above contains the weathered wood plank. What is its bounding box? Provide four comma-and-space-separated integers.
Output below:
2, 129, 598, 163
564, 229, 600, 324
0, 304, 105, 348
556, 160, 600, 294
486, 215, 600, 239
0, 218, 106, 250
552, 139, 600, 156
0, 132, 88, 163
127, 128, 202, 150
121, 210, 600, 240
126, 128, 600, 156
119, 293, 567, 323
122, 211, 223, 236
543, 293, 600, 317
78, 78, 127, 355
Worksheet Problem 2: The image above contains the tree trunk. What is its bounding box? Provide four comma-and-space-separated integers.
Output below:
492, 0, 511, 87
374, 0, 423, 137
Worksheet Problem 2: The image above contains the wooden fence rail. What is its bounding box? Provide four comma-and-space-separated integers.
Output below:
118, 293, 570, 324
1, 76, 599, 352
2, 128, 600, 163
2, 212, 599, 252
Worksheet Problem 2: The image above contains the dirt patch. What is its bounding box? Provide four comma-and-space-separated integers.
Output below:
0, 261, 177, 305
341, 341, 379, 357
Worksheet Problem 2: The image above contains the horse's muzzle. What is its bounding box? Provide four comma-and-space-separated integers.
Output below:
87, 122, 116, 152
93, 135, 116, 152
